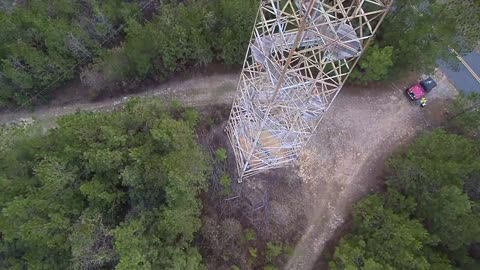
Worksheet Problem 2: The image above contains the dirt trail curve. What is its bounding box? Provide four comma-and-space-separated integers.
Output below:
0, 73, 239, 125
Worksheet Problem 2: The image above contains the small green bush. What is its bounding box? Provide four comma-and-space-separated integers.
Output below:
244, 228, 257, 242
220, 173, 232, 196
182, 108, 199, 128
266, 242, 283, 263
248, 247, 258, 258
170, 100, 182, 109
215, 147, 228, 162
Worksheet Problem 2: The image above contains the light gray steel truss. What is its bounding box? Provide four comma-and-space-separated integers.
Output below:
226, 0, 393, 182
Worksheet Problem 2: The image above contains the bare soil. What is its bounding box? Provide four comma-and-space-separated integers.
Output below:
0, 68, 458, 269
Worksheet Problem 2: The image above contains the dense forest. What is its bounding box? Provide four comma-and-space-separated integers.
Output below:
0, 99, 300, 269
329, 93, 480, 270
0, 0, 479, 106
0, 99, 210, 268
0, 0, 257, 107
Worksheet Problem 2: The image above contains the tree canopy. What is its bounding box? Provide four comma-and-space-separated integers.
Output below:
351, 0, 480, 84
448, 93, 480, 139
2, 0, 479, 103
0, 0, 257, 106
330, 195, 434, 270
350, 45, 394, 84
330, 129, 480, 269
379, 0, 480, 74
0, 99, 210, 269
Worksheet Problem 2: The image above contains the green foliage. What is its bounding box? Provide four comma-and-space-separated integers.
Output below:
350, 45, 394, 84
183, 108, 200, 128
427, 186, 480, 251
0, 0, 256, 107
330, 129, 480, 269
0, 0, 135, 106
448, 93, 480, 139
220, 173, 233, 196
171, 99, 183, 110
0, 99, 210, 269
391, 130, 480, 260
283, 244, 295, 256
2, 0, 478, 105
216, 147, 228, 162
69, 213, 115, 269
265, 242, 283, 263
249, 247, 258, 258
382, 188, 417, 215
388, 130, 478, 197
119, 2, 216, 80
330, 195, 431, 270
113, 0, 256, 80
113, 210, 205, 270
379, 0, 480, 74
387, 130, 480, 227
214, 0, 258, 64
244, 228, 257, 242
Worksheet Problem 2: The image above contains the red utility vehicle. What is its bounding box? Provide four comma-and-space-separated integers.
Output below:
406, 77, 437, 100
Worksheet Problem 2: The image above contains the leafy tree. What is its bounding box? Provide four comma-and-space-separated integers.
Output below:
427, 186, 480, 251
0, 0, 257, 106
387, 130, 480, 251
120, 2, 215, 80
350, 45, 394, 84
330, 195, 434, 270
379, 0, 480, 74
215, 147, 228, 162
387, 130, 479, 201
123, 19, 157, 78
213, 0, 258, 64
0, 98, 210, 269
448, 93, 480, 139
0, 0, 141, 106
265, 242, 283, 263
0, 1, 97, 105
69, 212, 116, 269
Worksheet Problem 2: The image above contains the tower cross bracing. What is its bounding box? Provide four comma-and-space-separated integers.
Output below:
226, 0, 393, 181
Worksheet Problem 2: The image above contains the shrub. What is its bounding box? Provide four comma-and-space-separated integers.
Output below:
220, 173, 232, 196
215, 147, 228, 162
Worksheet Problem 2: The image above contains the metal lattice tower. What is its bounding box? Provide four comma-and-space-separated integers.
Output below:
226, 0, 393, 182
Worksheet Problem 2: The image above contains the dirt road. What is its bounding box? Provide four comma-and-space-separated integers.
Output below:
0, 70, 457, 269
0, 73, 238, 125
